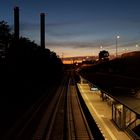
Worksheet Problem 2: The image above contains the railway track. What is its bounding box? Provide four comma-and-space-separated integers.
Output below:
3, 72, 104, 140
33, 72, 94, 140
67, 77, 94, 140
2, 83, 60, 140
32, 74, 69, 140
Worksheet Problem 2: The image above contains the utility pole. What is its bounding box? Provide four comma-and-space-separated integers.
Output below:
116, 35, 120, 57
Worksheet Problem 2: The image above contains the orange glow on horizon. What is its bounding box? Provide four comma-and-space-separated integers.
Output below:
62, 60, 73, 64
62, 59, 83, 64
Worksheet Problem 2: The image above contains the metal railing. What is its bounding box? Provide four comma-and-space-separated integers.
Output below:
126, 127, 140, 140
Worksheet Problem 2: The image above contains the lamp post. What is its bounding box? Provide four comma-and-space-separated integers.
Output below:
135, 44, 139, 51
116, 35, 120, 57
100, 45, 103, 50
99, 45, 103, 52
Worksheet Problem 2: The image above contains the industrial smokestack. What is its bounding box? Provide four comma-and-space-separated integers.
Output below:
14, 6, 19, 40
40, 13, 45, 49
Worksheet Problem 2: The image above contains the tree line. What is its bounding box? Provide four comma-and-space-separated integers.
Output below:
0, 20, 63, 96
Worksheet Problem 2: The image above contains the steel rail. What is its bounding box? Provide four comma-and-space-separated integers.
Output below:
2, 79, 63, 140
67, 75, 94, 140
33, 74, 69, 140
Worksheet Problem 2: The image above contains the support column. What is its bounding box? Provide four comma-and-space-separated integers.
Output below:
14, 6, 19, 40
40, 13, 45, 49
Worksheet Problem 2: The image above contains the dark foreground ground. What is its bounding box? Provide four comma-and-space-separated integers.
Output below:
0, 71, 63, 138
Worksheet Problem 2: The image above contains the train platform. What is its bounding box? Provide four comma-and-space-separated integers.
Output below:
77, 83, 131, 140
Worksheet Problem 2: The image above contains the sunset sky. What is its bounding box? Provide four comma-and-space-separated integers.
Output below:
1, 0, 140, 57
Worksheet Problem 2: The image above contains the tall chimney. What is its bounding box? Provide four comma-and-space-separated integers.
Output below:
40, 13, 45, 49
14, 6, 19, 40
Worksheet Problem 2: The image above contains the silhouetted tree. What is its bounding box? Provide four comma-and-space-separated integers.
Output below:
0, 20, 12, 47
0, 20, 63, 96
99, 50, 109, 61
0, 20, 64, 139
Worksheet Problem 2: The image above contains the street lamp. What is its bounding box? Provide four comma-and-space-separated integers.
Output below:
116, 35, 120, 57
99, 45, 103, 51
135, 44, 139, 51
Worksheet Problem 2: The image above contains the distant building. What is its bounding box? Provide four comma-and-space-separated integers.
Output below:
121, 51, 140, 58
62, 56, 98, 64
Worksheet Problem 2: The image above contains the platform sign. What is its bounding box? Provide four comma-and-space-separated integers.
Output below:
90, 87, 99, 91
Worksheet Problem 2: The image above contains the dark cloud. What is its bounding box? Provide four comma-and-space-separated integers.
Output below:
10, 22, 39, 31
46, 41, 93, 49
46, 39, 113, 49
20, 23, 39, 31
47, 29, 90, 39
47, 20, 81, 27
11, 19, 83, 31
